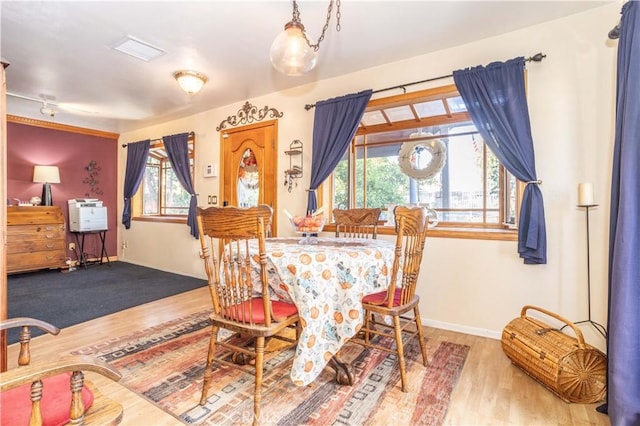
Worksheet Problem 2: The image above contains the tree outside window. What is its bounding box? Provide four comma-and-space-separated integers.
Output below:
135, 137, 195, 219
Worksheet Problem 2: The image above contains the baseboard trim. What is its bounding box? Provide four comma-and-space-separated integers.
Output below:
422, 318, 502, 340
67, 255, 119, 268
118, 260, 203, 280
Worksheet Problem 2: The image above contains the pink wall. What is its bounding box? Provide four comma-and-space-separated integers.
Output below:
7, 122, 118, 261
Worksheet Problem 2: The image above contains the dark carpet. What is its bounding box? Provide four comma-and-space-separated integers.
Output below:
7, 261, 206, 344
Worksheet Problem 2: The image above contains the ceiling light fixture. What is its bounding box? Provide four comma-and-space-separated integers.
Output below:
7, 92, 99, 117
40, 101, 56, 117
173, 70, 208, 95
270, 0, 341, 77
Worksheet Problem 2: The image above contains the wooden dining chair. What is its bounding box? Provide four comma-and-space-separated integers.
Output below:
333, 207, 382, 239
1, 317, 123, 426
196, 205, 300, 426
354, 206, 429, 392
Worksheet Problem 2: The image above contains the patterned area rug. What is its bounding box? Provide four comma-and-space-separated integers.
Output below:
72, 311, 470, 425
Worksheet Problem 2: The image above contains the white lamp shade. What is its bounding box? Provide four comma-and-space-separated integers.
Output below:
577, 183, 595, 206
174, 70, 207, 95
33, 165, 60, 183
270, 25, 318, 76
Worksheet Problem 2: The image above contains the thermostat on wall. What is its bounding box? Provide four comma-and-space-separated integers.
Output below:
204, 164, 218, 178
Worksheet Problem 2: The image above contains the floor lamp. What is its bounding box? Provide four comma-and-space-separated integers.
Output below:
573, 183, 608, 339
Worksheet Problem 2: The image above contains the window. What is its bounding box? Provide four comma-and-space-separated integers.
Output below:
134, 136, 195, 219
331, 84, 521, 237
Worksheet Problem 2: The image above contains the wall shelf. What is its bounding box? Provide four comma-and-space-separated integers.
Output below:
284, 140, 303, 192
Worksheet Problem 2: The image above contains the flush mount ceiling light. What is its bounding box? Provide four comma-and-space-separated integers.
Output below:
173, 70, 208, 95
270, 0, 342, 77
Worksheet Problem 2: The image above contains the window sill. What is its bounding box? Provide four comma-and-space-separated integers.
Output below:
132, 216, 187, 224
424, 226, 517, 241
323, 224, 518, 241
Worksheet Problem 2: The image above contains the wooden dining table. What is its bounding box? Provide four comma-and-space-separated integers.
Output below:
249, 236, 396, 386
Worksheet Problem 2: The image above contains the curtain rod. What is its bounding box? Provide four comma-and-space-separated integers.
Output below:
304, 52, 546, 111
608, 0, 627, 40
121, 131, 195, 148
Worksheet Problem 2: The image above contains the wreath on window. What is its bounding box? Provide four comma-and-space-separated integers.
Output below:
398, 134, 447, 180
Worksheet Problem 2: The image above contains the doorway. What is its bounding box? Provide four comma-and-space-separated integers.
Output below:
221, 120, 278, 234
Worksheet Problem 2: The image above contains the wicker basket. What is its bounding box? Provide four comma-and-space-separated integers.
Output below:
501, 305, 607, 403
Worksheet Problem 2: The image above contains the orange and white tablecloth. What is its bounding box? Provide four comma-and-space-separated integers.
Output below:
251, 237, 395, 386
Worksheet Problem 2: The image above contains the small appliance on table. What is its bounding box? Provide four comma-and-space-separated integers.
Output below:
68, 198, 107, 232
68, 199, 109, 267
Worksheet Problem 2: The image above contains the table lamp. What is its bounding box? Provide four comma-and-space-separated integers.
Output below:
33, 165, 60, 206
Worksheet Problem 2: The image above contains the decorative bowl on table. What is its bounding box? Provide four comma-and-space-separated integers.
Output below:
290, 215, 326, 244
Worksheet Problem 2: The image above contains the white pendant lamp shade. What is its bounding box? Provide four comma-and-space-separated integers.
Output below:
270, 23, 318, 76
173, 70, 207, 95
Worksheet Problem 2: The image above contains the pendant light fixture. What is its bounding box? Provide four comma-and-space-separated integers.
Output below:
270, 0, 341, 77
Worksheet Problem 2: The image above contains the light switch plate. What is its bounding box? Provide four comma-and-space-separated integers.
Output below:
204, 164, 218, 178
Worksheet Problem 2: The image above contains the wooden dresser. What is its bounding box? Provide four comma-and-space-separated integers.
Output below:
6, 206, 67, 274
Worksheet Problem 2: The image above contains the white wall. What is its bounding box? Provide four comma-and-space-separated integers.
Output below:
117, 4, 620, 350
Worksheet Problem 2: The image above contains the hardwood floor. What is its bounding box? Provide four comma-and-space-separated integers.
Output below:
7, 287, 610, 425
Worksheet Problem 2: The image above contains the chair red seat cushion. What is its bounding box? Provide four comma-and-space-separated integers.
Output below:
362, 288, 403, 306
1, 372, 94, 426
223, 298, 298, 323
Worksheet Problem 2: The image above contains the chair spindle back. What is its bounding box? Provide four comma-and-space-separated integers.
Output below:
196, 205, 274, 327
387, 206, 429, 308
333, 208, 381, 239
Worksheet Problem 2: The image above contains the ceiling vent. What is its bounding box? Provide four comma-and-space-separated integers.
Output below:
112, 36, 166, 62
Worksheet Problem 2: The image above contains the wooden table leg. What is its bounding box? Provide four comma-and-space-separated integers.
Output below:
328, 353, 354, 385
231, 351, 253, 365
